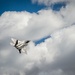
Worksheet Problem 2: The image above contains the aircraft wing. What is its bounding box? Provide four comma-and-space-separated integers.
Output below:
10, 38, 17, 46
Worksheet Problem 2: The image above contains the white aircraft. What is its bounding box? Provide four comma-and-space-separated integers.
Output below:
10, 38, 30, 54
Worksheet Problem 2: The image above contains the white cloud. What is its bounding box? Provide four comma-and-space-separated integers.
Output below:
0, 1, 75, 75
60, 3, 75, 25
0, 11, 32, 40
26, 9, 65, 40
23, 25, 75, 75
0, 9, 65, 40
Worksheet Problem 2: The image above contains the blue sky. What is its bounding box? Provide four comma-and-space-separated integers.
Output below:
0, 0, 45, 14
51, 2, 66, 11
34, 35, 50, 45
0, 0, 66, 14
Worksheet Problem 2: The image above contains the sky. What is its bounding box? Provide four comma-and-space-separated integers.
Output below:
0, 0, 75, 75
0, 0, 46, 14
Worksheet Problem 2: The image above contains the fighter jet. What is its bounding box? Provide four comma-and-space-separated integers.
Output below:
10, 38, 30, 54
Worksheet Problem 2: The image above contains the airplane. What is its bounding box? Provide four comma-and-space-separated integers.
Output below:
10, 38, 30, 54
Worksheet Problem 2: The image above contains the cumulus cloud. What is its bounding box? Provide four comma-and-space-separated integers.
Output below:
24, 25, 75, 75
60, 3, 75, 25
0, 0, 75, 75
0, 9, 65, 41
